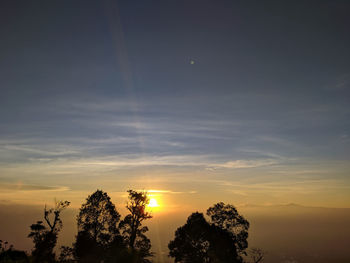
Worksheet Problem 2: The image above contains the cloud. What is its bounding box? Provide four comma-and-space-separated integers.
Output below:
0, 183, 69, 192
146, 189, 197, 194
208, 159, 278, 169
214, 177, 350, 196
39, 155, 280, 172
1, 145, 79, 157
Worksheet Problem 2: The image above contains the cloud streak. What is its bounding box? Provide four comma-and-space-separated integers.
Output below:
0, 183, 69, 192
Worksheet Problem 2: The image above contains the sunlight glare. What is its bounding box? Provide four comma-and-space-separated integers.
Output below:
148, 198, 159, 208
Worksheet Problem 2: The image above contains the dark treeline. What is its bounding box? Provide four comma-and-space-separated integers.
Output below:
0, 189, 265, 263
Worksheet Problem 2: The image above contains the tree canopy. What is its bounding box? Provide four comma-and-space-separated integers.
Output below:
207, 202, 249, 256
168, 202, 249, 263
75, 190, 122, 262
119, 190, 153, 263
74, 189, 153, 263
77, 189, 121, 245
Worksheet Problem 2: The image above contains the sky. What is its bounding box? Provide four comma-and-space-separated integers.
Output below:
0, 0, 350, 261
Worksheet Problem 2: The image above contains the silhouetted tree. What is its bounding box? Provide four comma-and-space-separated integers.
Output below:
58, 246, 75, 263
207, 202, 249, 257
104, 238, 147, 263
168, 203, 249, 263
119, 190, 153, 262
75, 190, 122, 262
0, 248, 29, 263
28, 200, 70, 263
0, 240, 29, 263
168, 212, 240, 263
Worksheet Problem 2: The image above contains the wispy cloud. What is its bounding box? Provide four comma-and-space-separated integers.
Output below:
0, 182, 69, 192
1, 145, 79, 156
33, 155, 282, 172
208, 159, 278, 169
146, 189, 197, 194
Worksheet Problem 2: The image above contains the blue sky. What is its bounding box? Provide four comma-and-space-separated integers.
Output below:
0, 0, 349, 208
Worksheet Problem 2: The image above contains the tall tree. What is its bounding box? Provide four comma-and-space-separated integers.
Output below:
28, 200, 70, 263
75, 190, 122, 262
119, 190, 153, 262
168, 202, 249, 263
207, 202, 249, 257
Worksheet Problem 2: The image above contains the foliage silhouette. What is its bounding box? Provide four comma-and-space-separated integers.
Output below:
207, 202, 249, 256
0, 240, 29, 263
75, 189, 122, 262
168, 203, 249, 263
119, 190, 153, 263
28, 200, 70, 263
58, 246, 75, 262
0, 249, 29, 263
74, 189, 154, 262
77, 190, 121, 245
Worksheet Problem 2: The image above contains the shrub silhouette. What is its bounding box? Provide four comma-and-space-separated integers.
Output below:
0, 249, 29, 263
0, 240, 29, 263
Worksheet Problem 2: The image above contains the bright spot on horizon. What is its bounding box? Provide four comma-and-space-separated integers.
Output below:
190, 59, 195, 64
148, 198, 159, 208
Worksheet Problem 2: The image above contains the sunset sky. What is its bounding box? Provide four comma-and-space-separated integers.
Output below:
0, 1, 350, 262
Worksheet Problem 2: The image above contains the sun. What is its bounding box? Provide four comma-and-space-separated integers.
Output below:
148, 198, 159, 208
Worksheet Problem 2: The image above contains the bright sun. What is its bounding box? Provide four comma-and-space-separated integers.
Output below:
148, 198, 159, 208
